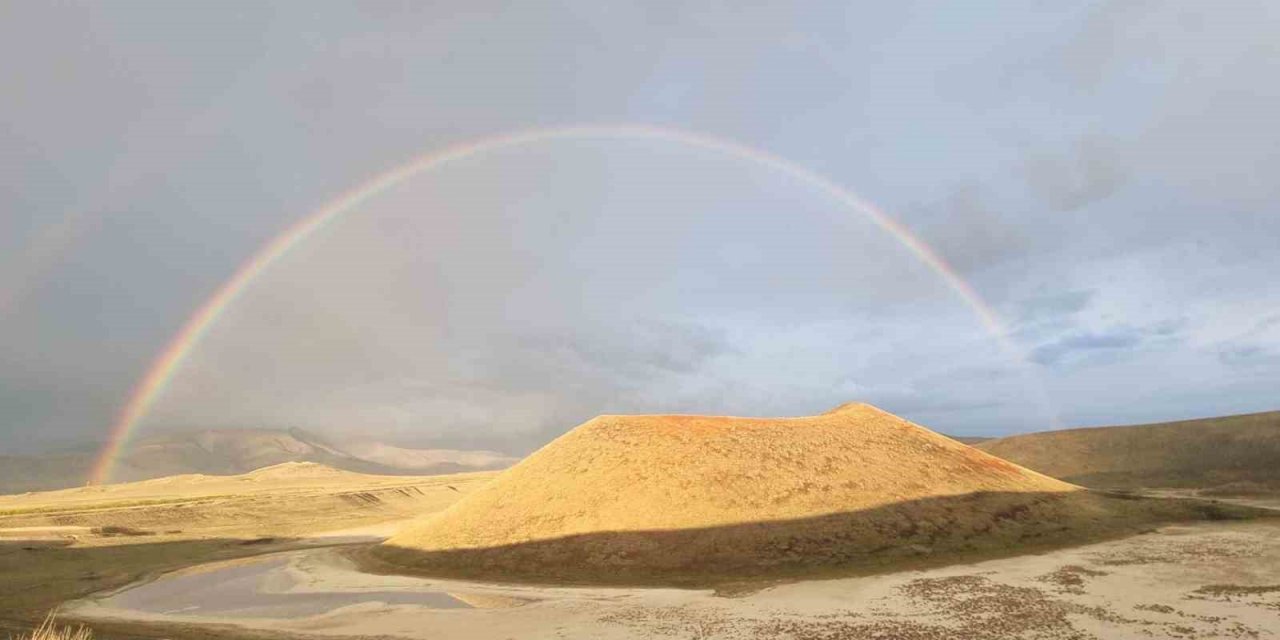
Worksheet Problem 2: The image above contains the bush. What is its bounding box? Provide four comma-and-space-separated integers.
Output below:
88, 525, 152, 537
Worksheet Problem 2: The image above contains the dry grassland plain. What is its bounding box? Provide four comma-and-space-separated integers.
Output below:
2, 407, 1278, 639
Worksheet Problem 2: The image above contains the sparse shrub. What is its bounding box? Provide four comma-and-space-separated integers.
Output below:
88, 525, 151, 537
1193, 503, 1248, 521
12, 611, 93, 640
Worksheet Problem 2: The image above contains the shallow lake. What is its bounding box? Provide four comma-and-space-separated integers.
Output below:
105, 551, 472, 619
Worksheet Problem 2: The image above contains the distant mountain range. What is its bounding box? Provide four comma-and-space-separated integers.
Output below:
0, 427, 516, 494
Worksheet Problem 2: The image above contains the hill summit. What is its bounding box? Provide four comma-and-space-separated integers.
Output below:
374, 403, 1223, 583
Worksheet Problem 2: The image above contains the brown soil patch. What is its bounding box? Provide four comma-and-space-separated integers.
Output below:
1036, 564, 1109, 594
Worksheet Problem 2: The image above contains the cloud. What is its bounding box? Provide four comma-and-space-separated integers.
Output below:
515, 319, 736, 380
1052, 1, 1280, 207
5, 2, 1280, 455
1215, 314, 1280, 370
1014, 289, 1095, 327
912, 185, 1029, 273
1057, 0, 1154, 89
1022, 134, 1129, 211
861, 384, 1003, 417
1029, 322, 1181, 368
1218, 345, 1280, 369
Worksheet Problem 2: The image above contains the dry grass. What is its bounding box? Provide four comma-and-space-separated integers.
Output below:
977, 410, 1280, 492
10, 612, 91, 640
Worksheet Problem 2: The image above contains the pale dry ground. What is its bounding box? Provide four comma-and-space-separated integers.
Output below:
0, 463, 495, 639
67, 517, 1280, 640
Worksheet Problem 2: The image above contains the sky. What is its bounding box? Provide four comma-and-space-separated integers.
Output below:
2, 1, 1278, 456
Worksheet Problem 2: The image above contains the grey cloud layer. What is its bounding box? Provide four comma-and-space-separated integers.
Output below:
2, 2, 1279, 454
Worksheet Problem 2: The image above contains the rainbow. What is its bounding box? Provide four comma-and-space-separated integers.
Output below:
89, 124, 1054, 484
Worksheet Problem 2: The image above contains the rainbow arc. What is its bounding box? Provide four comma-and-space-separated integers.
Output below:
89, 124, 1055, 485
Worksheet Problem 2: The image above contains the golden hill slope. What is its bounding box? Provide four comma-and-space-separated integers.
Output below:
374, 403, 1246, 584
977, 410, 1280, 493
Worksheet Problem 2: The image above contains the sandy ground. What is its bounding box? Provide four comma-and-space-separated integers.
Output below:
67, 518, 1280, 640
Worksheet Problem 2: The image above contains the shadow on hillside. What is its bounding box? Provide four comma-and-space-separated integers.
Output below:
365, 490, 1271, 587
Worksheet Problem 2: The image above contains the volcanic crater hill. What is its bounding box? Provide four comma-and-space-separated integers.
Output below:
373, 403, 1256, 584
976, 410, 1280, 494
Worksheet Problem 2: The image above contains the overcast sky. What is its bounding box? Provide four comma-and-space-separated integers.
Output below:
2, 1, 1278, 454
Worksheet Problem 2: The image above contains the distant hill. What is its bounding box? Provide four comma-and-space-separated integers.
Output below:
0, 427, 516, 494
976, 411, 1280, 493
0, 451, 97, 495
